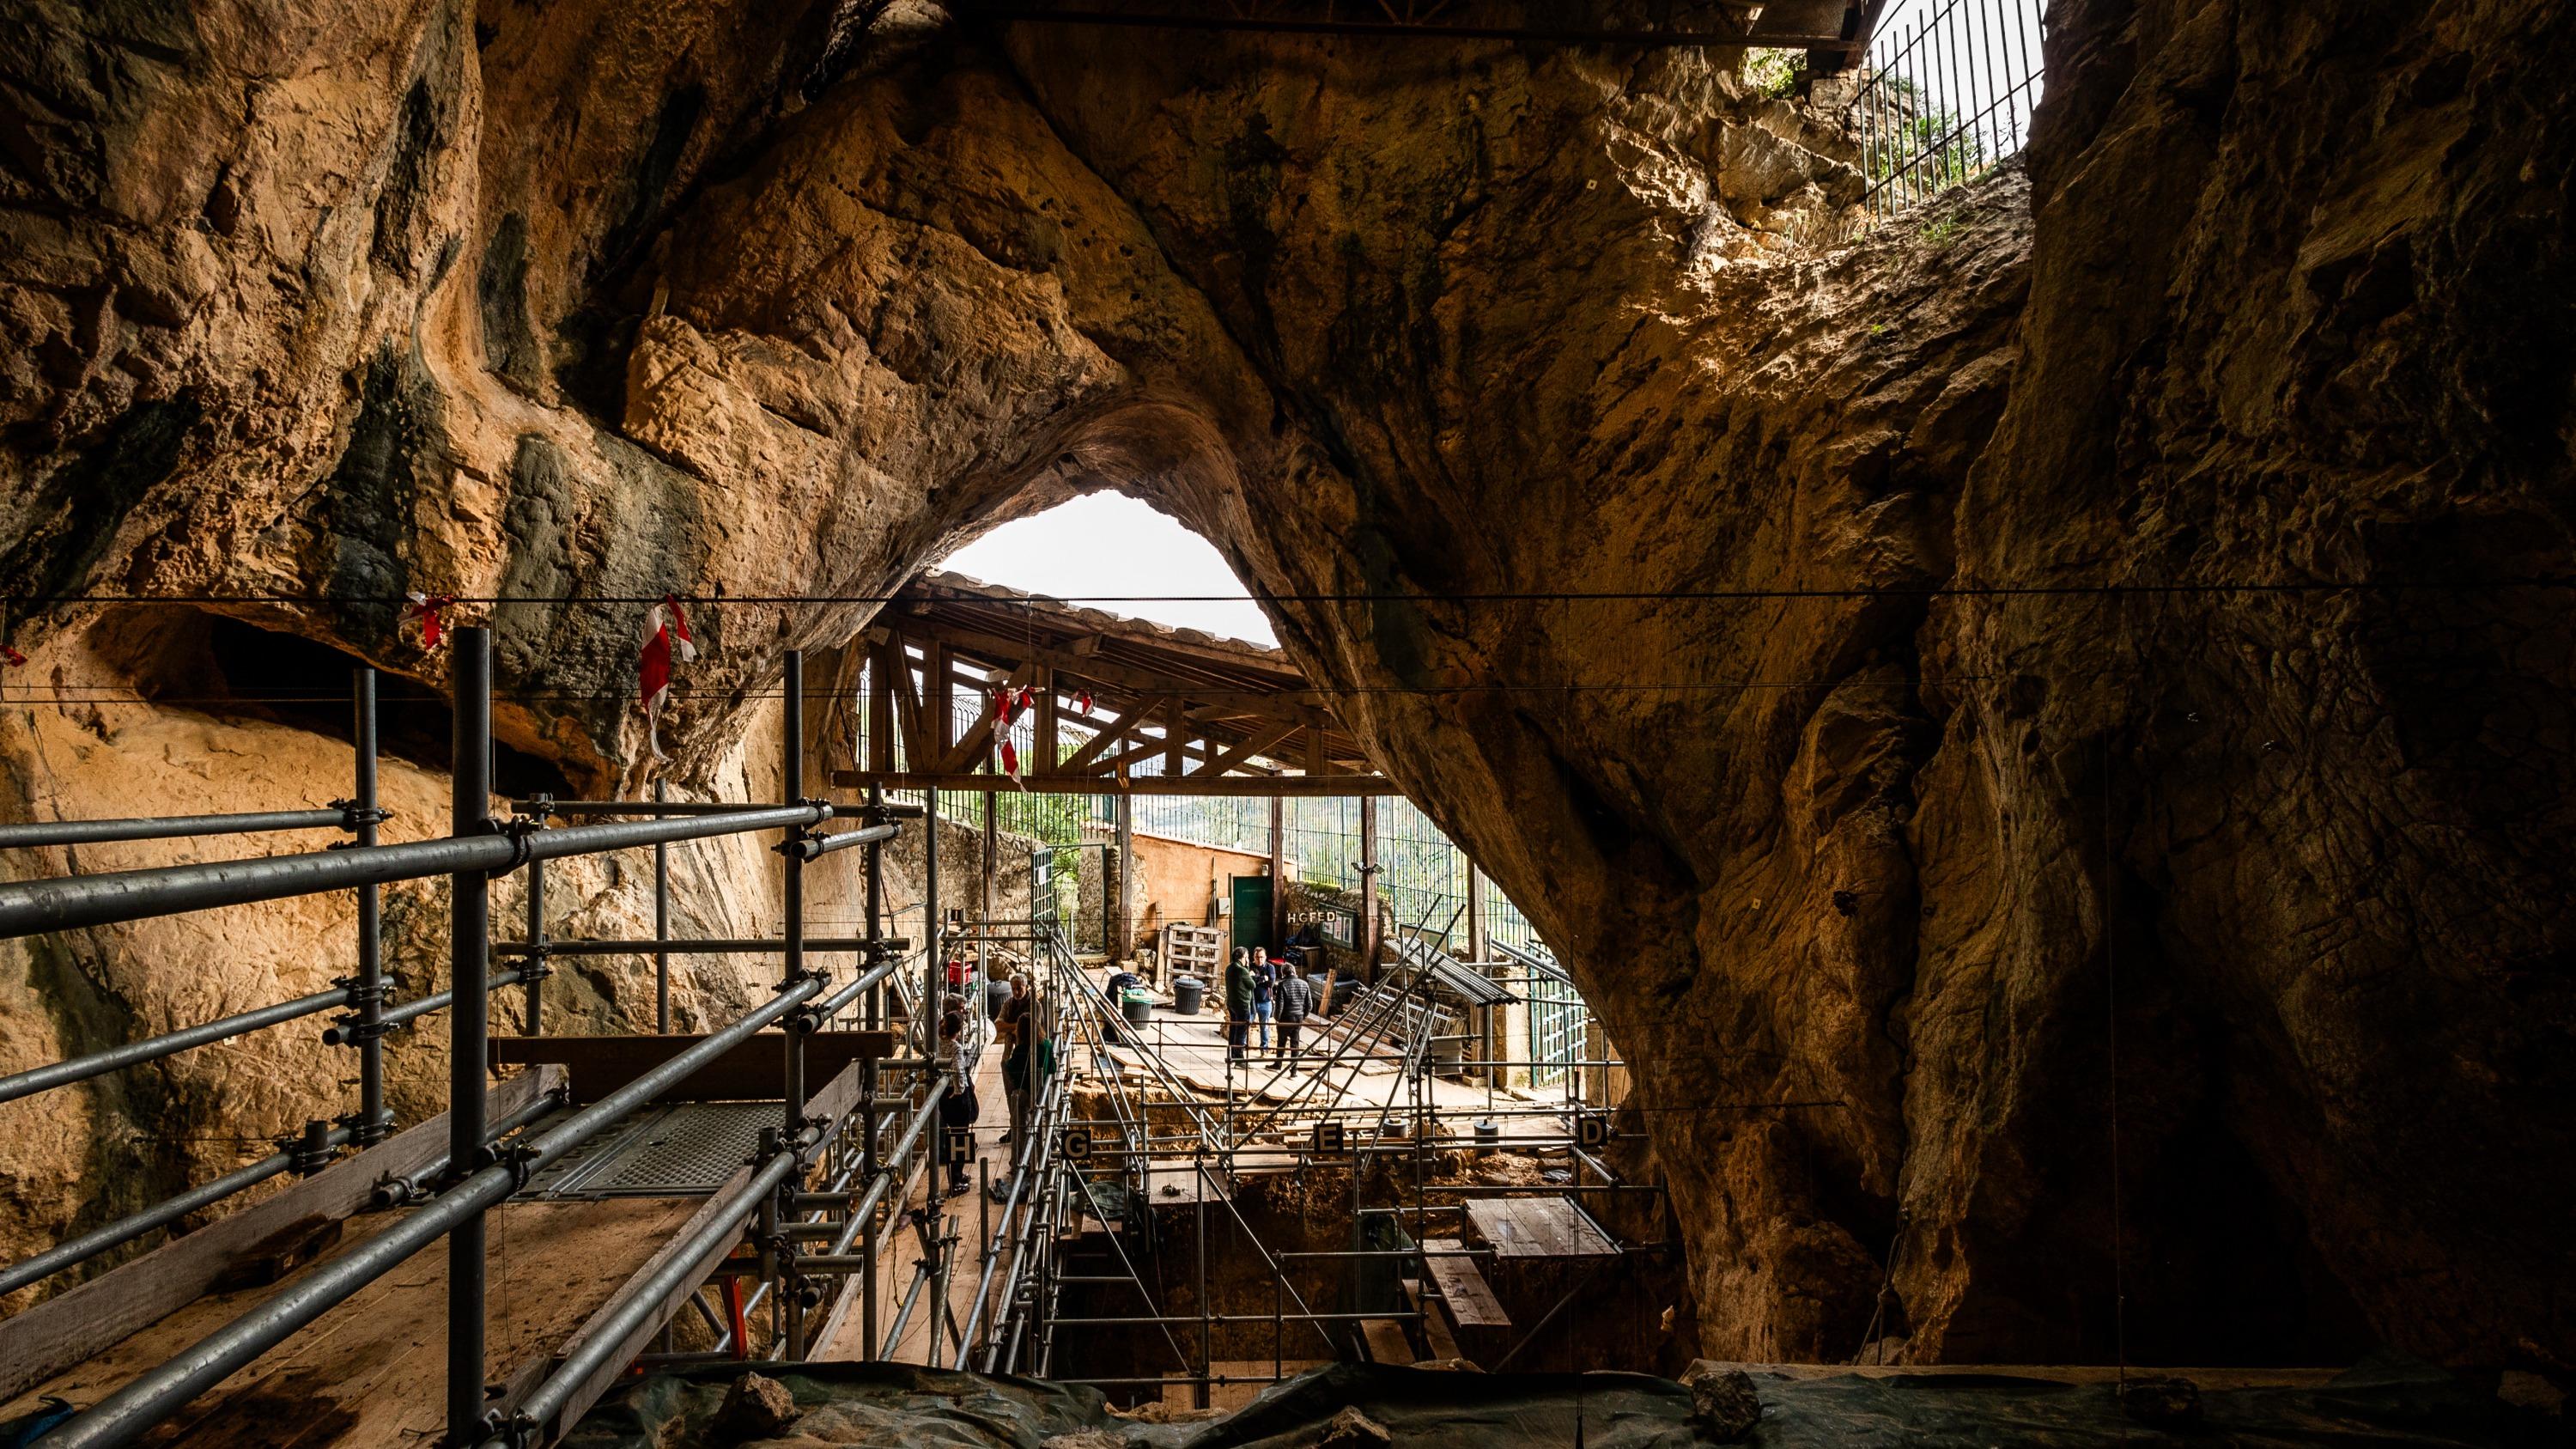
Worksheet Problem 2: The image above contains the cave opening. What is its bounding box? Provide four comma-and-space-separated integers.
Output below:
939, 489, 1279, 648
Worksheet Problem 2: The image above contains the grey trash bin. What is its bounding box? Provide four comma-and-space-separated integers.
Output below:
1173, 976, 1206, 1015
1121, 989, 1152, 1028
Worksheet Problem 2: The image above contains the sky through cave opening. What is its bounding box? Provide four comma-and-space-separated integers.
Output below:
935, 490, 1279, 648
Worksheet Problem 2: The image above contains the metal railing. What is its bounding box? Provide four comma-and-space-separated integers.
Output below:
1854, 0, 2047, 220
0, 630, 934, 1449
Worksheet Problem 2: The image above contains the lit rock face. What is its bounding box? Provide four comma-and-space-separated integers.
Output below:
3, 0, 2572, 1382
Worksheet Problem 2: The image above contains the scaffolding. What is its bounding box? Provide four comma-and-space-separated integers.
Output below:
949, 921, 1656, 1406
0, 620, 1638, 1444
0, 630, 953, 1446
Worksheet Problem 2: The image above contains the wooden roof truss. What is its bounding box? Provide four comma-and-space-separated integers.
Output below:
830, 575, 1394, 797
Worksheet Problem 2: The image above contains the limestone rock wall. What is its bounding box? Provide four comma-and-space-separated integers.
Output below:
2, 0, 2571, 1383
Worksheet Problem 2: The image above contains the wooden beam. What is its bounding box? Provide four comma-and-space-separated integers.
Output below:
1035, 666, 1058, 775
904, 618, 1310, 706
1092, 727, 1215, 780
893, 635, 927, 770
1163, 696, 1186, 777
867, 634, 895, 773
930, 640, 955, 762
1059, 700, 1147, 774
884, 618, 1378, 771
1269, 795, 1285, 947
489, 1032, 898, 1102
941, 662, 1036, 774
1193, 720, 1298, 778
833, 770, 1399, 797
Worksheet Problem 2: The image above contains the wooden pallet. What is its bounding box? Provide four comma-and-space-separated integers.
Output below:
1158, 922, 1225, 983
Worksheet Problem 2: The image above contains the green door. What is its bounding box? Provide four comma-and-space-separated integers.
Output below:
1230, 874, 1272, 956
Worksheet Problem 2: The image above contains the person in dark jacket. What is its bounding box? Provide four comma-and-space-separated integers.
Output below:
1223, 948, 1255, 1062
999, 973, 1033, 1146
1272, 970, 1316, 1069
1249, 947, 1277, 1051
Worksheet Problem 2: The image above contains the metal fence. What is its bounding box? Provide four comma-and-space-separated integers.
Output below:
1855, 0, 2047, 219
1496, 939, 1590, 1088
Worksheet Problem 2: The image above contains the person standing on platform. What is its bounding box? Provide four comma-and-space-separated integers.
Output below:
937, 1010, 979, 1196
1224, 948, 1255, 1062
1273, 968, 1316, 1069
999, 973, 1033, 1147
1249, 947, 1277, 1052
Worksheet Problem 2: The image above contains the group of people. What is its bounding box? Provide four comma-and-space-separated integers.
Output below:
934, 964, 1048, 1198
1221, 946, 1321, 1068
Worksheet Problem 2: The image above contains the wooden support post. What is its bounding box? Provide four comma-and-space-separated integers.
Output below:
1358, 795, 1380, 983
868, 636, 896, 773
931, 641, 955, 764
1163, 695, 1185, 779
1115, 794, 1135, 964
893, 636, 927, 771
1034, 666, 1057, 776
981, 787, 997, 980
1268, 796, 1285, 950
446, 628, 493, 1444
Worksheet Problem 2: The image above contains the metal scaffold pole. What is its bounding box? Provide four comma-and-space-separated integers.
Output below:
447, 627, 495, 1446
781, 649, 811, 1360
524, 848, 546, 1035
653, 778, 671, 1032
351, 667, 388, 1145
927, 787, 943, 1036
865, 782, 885, 1030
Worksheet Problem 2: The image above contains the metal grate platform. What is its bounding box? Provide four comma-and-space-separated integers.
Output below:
516, 1102, 777, 1200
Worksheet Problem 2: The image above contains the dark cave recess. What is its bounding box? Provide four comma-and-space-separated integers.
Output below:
91, 606, 576, 801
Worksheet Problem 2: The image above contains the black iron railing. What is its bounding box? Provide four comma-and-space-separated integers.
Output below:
1855, 0, 2047, 220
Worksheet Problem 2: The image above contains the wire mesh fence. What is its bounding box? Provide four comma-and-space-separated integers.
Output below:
1855, 0, 2047, 220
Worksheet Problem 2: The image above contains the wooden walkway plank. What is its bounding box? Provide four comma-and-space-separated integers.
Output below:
1461, 1195, 1619, 1260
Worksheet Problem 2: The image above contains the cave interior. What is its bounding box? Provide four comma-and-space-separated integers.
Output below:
0, 0, 2572, 1443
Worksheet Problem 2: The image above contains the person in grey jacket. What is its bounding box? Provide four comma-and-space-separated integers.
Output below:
1272, 970, 1317, 1068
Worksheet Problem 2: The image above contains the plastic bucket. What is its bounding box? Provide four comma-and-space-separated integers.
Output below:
1121, 990, 1152, 1027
